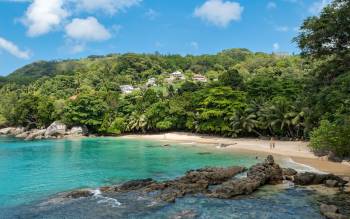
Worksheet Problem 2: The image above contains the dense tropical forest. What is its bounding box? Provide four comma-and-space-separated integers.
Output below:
0, 0, 349, 157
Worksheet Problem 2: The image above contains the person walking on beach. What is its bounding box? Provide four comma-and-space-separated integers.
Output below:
270, 137, 276, 150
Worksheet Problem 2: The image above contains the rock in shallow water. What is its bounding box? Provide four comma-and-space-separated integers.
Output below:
116, 178, 155, 191
210, 155, 283, 198
293, 172, 347, 187
320, 204, 347, 219
51, 154, 349, 219
64, 190, 94, 199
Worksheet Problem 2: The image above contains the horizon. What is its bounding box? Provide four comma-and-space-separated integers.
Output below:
0, 0, 330, 76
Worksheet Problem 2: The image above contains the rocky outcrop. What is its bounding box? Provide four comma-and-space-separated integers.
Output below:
0, 127, 25, 136
64, 189, 94, 199
282, 168, 298, 180
0, 122, 89, 140
45, 121, 67, 137
293, 172, 347, 187
111, 166, 247, 203
116, 178, 155, 192
0, 127, 15, 135
25, 129, 46, 141
38, 155, 350, 219
106, 156, 282, 203
210, 155, 283, 199
68, 126, 88, 136
16, 131, 30, 138
320, 204, 347, 219
113, 156, 346, 203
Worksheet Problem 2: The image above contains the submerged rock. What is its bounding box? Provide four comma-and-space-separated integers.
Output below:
170, 209, 197, 219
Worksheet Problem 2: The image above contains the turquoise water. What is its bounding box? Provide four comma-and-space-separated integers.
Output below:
0, 136, 259, 208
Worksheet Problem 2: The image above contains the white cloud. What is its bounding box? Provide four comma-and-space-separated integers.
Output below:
267, 2, 277, 10
194, 0, 243, 27
23, 0, 69, 37
273, 43, 280, 51
75, 0, 142, 15
65, 17, 111, 42
20, 0, 140, 37
0, 37, 31, 59
309, 0, 332, 15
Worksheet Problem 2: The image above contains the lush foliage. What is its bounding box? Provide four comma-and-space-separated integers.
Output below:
310, 118, 350, 157
296, 0, 350, 157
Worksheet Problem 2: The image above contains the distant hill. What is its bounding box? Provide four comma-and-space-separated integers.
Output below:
4, 60, 81, 85
1, 49, 255, 86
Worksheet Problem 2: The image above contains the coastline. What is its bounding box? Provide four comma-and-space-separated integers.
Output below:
120, 132, 350, 176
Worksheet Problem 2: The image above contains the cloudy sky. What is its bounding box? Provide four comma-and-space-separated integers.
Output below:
0, 0, 331, 75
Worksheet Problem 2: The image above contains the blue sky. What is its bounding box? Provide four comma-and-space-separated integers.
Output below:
0, 0, 331, 76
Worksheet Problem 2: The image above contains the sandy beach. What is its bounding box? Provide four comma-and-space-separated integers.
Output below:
121, 132, 350, 176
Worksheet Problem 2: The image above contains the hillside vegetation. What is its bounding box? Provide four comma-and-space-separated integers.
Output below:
0, 0, 349, 157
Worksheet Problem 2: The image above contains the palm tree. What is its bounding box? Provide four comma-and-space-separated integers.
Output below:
262, 98, 305, 138
126, 112, 147, 133
229, 108, 262, 137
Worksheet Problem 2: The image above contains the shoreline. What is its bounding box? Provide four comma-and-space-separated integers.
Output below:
2, 131, 349, 176
120, 132, 350, 176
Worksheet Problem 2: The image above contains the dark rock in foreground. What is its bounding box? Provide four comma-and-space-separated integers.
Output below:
116, 178, 155, 191
294, 172, 347, 187
210, 155, 283, 199
320, 204, 347, 219
61, 155, 348, 204
64, 190, 94, 199
50, 155, 349, 218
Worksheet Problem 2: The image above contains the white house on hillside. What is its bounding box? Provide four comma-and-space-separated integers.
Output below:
171, 71, 185, 79
120, 85, 134, 94
193, 74, 207, 82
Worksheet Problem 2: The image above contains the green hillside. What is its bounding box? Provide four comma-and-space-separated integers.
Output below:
0, 0, 349, 157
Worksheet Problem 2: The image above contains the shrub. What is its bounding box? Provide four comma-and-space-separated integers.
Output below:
310, 117, 350, 157
107, 117, 126, 135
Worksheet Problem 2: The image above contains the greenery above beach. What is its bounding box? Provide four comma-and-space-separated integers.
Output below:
0, 0, 349, 157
